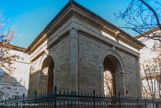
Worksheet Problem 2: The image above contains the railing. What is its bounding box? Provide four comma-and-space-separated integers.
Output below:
0, 86, 161, 108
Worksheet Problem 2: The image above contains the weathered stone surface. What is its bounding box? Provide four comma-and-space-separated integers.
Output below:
28, 22, 142, 97
27, 3, 143, 97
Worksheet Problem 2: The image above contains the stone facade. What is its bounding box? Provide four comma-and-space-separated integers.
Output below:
27, 1, 144, 97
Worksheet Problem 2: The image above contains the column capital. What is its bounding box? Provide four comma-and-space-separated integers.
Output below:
69, 28, 78, 37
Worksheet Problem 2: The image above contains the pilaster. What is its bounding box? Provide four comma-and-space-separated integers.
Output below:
69, 28, 79, 93
99, 65, 104, 94
115, 71, 126, 96
135, 56, 142, 97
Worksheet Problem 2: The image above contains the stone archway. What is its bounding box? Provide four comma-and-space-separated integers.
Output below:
99, 49, 126, 96
39, 55, 54, 94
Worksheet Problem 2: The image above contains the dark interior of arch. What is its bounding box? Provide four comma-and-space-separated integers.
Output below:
48, 60, 54, 93
103, 55, 121, 96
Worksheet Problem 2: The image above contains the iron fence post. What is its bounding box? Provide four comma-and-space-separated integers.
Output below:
22, 94, 25, 108
54, 86, 57, 108
118, 92, 121, 108
152, 99, 154, 108
34, 90, 37, 108
145, 99, 147, 108
155, 100, 159, 108
93, 89, 95, 108
137, 98, 139, 108
15, 96, 18, 107
8, 98, 10, 107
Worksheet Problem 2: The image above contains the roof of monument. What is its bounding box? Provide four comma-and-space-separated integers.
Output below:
26, 0, 145, 53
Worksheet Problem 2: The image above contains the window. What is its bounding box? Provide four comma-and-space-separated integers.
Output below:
0, 68, 4, 83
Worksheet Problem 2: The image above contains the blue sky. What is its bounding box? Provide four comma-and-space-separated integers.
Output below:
0, 0, 136, 48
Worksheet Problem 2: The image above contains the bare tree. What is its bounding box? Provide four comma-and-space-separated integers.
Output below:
104, 71, 113, 96
0, 11, 18, 100
116, 0, 161, 41
140, 42, 161, 99
0, 11, 16, 70
116, 0, 161, 98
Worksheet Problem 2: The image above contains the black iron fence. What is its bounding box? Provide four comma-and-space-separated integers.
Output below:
0, 86, 161, 108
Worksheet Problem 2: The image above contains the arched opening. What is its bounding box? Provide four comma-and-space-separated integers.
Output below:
40, 55, 54, 94
103, 55, 121, 96
47, 60, 54, 93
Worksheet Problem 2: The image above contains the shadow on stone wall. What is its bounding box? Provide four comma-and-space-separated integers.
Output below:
28, 55, 54, 96
0, 72, 28, 100
27, 70, 41, 96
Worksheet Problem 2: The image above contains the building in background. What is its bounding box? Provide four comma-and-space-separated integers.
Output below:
136, 27, 161, 98
0, 45, 30, 100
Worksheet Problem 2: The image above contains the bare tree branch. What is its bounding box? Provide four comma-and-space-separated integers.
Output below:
139, 0, 161, 30
116, 0, 161, 41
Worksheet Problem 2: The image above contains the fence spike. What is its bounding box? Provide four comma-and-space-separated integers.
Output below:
118, 91, 120, 97
23, 94, 25, 99
74, 91, 76, 96
118, 91, 121, 108
93, 89, 95, 96
64, 90, 65, 95
54, 85, 57, 95
35, 90, 37, 98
